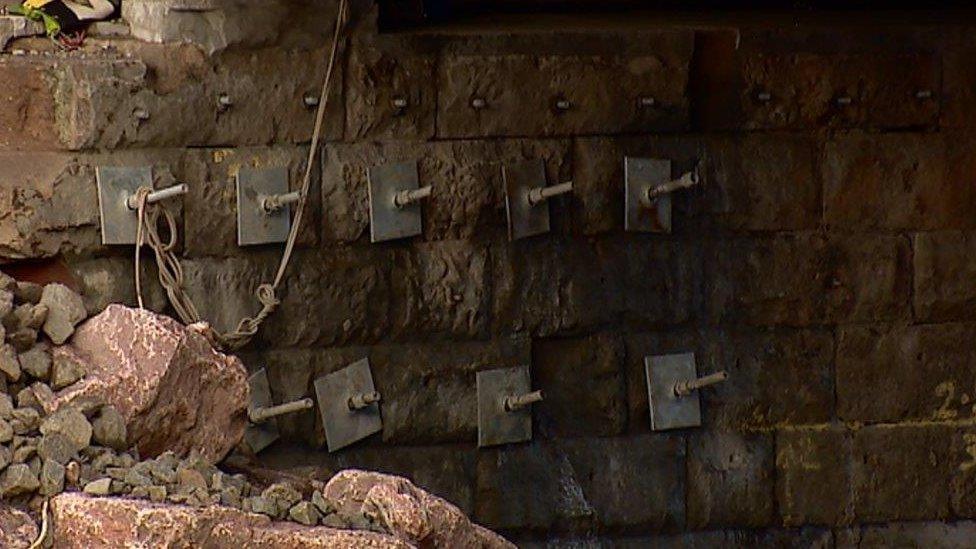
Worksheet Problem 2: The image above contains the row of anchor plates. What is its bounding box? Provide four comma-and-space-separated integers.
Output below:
244, 352, 728, 455
94, 156, 700, 247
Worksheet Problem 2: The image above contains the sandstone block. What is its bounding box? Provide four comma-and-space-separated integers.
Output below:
837, 521, 976, 548
320, 139, 570, 244
707, 234, 910, 326
625, 328, 834, 432
687, 430, 775, 529
491, 238, 614, 337
475, 436, 683, 532
824, 133, 976, 231
54, 305, 248, 463
345, 34, 436, 141
914, 231, 976, 322
837, 323, 976, 423
324, 469, 514, 548
182, 147, 320, 258
437, 34, 693, 138
532, 333, 627, 437
0, 153, 100, 260
740, 53, 938, 129
851, 425, 953, 522
776, 426, 852, 526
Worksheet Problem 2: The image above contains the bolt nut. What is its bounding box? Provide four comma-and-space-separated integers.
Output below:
835, 96, 852, 106
217, 94, 233, 109
915, 89, 933, 100
638, 96, 656, 108
392, 97, 409, 109
303, 94, 320, 108
471, 97, 487, 109
755, 91, 772, 102
555, 99, 571, 111
132, 108, 150, 121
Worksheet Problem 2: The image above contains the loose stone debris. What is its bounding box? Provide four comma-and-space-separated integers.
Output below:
0, 270, 512, 548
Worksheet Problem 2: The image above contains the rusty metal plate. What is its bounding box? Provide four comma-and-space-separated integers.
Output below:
503, 159, 550, 241
244, 368, 279, 454
645, 352, 701, 431
96, 166, 153, 245
368, 160, 423, 243
236, 167, 291, 246
477, 365, 533, 448
624, 157, 672, 233
314, 358, 382, 452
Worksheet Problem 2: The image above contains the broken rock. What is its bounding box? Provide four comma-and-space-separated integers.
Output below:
0, 504, 38, 549
91, 405, 127, 450
54, 305, 248, 463
323, 470, 515, 548
1, 463, 39, 497
50, 493, 412, 548
40, 284, 86, 345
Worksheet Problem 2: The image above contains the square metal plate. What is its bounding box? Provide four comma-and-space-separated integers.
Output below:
244, 368, 280, 454
646, 352, 701, 431
624, 157, 672, 233
368, 160, 423, 243
96, 166, 153, 245
477, 365, 533, 448
503, 159, 550, 241
314, 358, 382, 452
236, 167, 291, 246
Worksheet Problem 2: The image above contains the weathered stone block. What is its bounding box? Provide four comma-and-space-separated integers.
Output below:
437, 33, 693, 138
0, 59, 57, 151
571, 136, 699, 235
580, 527, 832, 548
475, 435, 684, 533
837, 323, 976, 423
824, 133, 976, 231
261, 338, 530, 446
598, 237, 704, 329
687, 430, 775, 529
182, 147, 319, 257
391, 241, 489, 340
707, 234, 910, 326
121, 0, 340, 53
491, 238, 612, 337
851, 425, 953, 522
837, 521, 976, 549
950, 427, 976, 518
0, 153, 100, 260
532, 333, 626, 438
181, 252, 279, 342
699, 134, 820, 231
320, 139, 570, 243
68, 257, 168, 315
776, 426, 852, 526
913, 231, 976, 322
345, 34, 436, 140
741, 53, 939, 129
5, 44, 342, 150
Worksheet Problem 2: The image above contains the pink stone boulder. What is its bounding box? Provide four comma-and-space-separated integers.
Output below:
323, 470, 515, 548
53, 304, 248, 463
0, 505, 38, 549
49, 493, 410, 548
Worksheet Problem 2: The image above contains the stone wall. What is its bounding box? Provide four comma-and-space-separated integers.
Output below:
3, 2, 976, 546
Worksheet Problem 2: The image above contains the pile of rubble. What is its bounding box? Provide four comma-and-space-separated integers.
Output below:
0, 271, 511, 548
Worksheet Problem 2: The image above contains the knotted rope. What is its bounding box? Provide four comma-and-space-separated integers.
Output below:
132, 0, 349, 351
